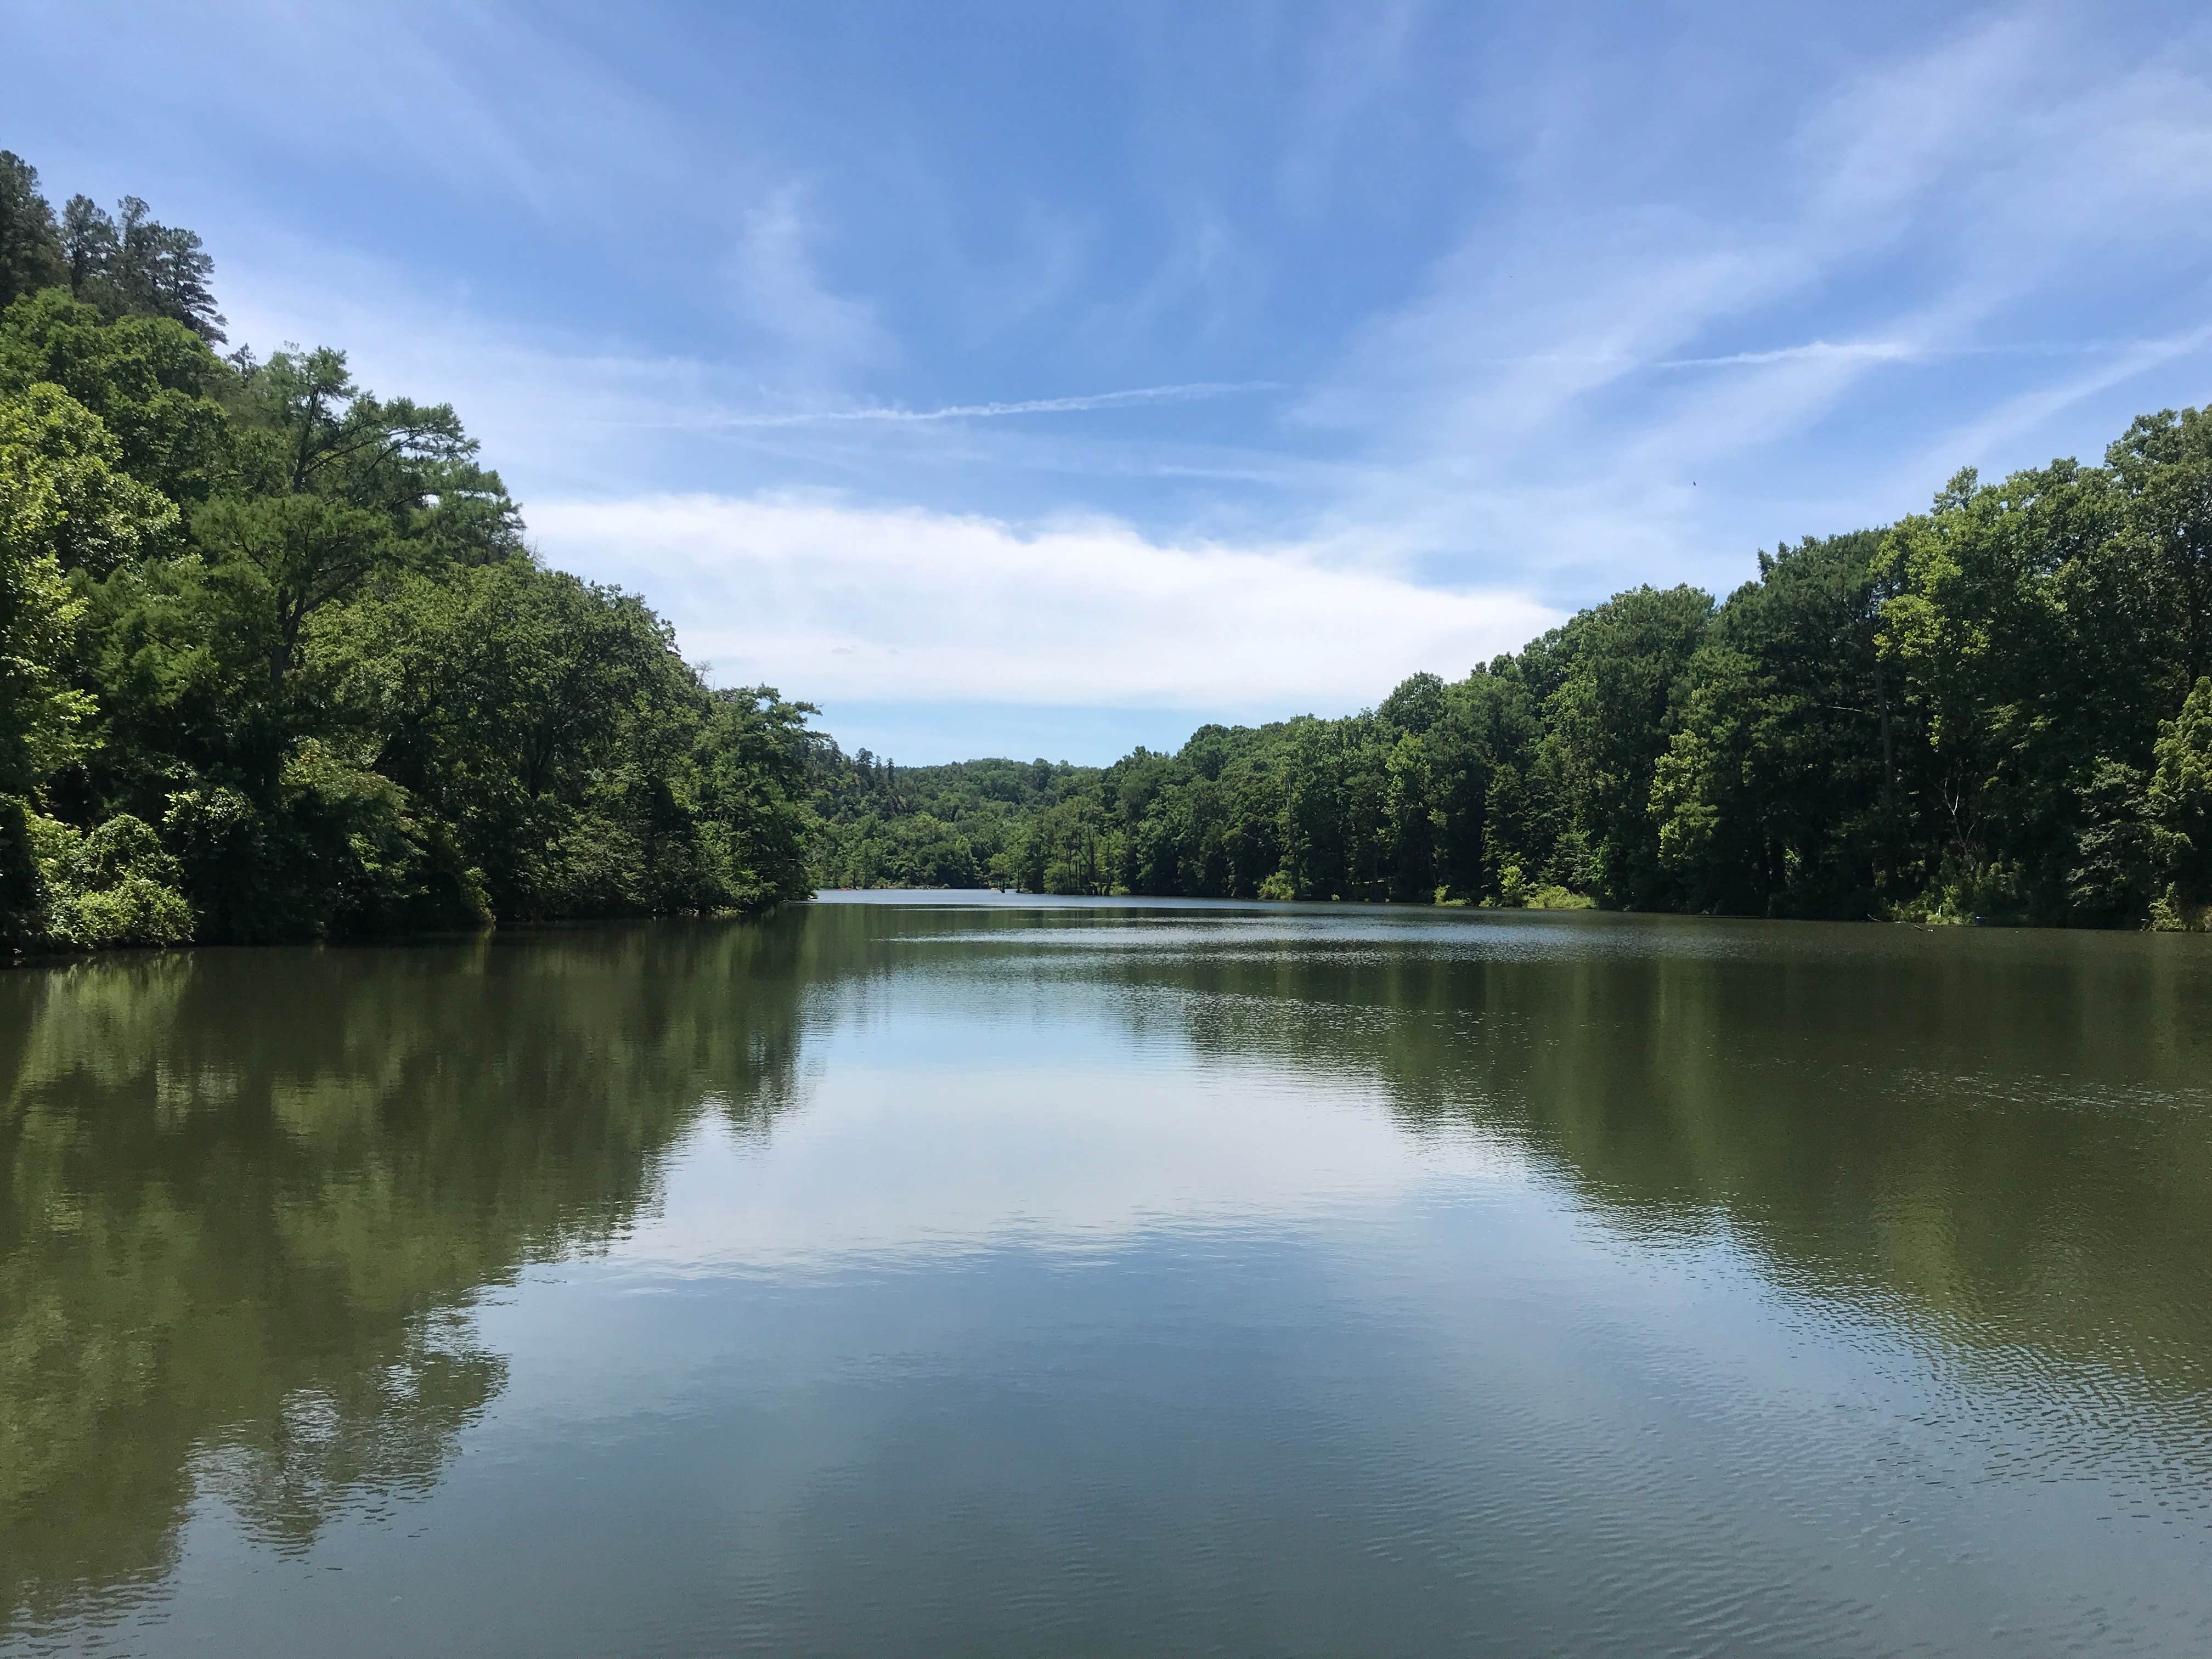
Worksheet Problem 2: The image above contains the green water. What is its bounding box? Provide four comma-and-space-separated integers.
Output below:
4, 895, 2211, 1656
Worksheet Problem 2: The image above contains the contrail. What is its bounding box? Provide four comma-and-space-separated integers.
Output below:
713, 381, 1283, 428
1655, 340, 1921, 368
1654, 338, 2173, 369
1466, 340, 2169, 371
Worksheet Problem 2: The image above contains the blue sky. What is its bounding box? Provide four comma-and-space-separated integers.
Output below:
13, 1, 2212, 761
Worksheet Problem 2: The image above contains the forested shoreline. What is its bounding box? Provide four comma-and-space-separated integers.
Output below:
816, 435, 2212, 930
3, 152, 814, 956
9, 149, 2212, 953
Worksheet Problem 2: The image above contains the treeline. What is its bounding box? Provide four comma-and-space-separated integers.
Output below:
12, 151, 2210, 945
2, 151, 815, 953
821, 417, 2212, 928
810, 748, 1097, 888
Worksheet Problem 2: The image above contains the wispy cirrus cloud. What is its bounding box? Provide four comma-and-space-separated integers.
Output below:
732, 183, 891, 378
1429, 338, 2172, 372
1903, 321, 2212, 499
692, 381, 1284, 429
24, 0, 2212, 760
1299, 8, 2212, 594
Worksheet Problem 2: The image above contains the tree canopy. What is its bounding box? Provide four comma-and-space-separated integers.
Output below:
2, 155, 815, 952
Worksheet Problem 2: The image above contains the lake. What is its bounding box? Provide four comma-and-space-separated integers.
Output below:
5, 894, 2211, 1657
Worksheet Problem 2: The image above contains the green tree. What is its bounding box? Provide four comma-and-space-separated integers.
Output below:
54, 194, 224, 342
1651, 533, 1896, 917
0, 382, 177, 577
0, 427, 93, 793
193, 491, 392, 687
0, 288, 233, 503
0, 151, 68, 309
2150, 677, 2212, 925
1542, 584, 1713, 906
2108, 408, 2212, 693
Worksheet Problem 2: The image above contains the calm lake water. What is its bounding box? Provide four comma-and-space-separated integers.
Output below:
5, 894, 2212, 1657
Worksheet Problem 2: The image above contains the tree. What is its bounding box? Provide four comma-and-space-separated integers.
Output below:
1650, 533, 1896, 917
0, 382, 178, 576
0, 151, 68, 309
0, 287, 232, 503
815, 408, 2212, 930
1379, 670, 1446, 735
1651, 645, 1762, 912
1, 387, 100, 935
56, 194, 225, 342
687, 687, 819, 910
1383, 731, 1439, 900
61, 195, 116, 299
2108, 408, 2212, 695
2151, 677, 2212, 922
3, 151, 831, 955
174, 347, 520, 692
0, 424, 93, 795
193, 491, 392, 687
112, 198, 226, 342
1542, 584, 1713, 906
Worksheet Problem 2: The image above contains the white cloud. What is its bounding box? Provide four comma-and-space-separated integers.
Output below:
531, 494, 1558, 708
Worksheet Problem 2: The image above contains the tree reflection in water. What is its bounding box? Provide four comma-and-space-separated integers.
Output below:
6, 901, 2211, 1643
1, 916, 818, 1633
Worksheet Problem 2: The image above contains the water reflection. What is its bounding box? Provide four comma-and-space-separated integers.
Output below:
5, 898, 2211, 1654
2, 919, 814, 1633
791, 900, 2212, 1393
1046, 908, 2212, 1393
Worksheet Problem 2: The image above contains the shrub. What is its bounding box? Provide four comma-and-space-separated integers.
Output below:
22, 810, 195, 948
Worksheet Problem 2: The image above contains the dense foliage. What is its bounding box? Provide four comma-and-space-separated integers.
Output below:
2, 153, 815, 954
820, 441, 2212, 929
809, 749, 1098, 889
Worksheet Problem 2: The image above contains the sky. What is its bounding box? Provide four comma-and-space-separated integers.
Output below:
12, 1, 2212, 762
